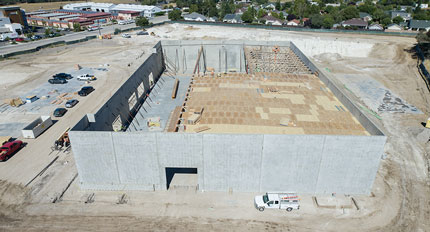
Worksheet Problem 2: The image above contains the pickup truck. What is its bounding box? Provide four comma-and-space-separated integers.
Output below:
77, 74, 95, 81
0, 140, 23, 161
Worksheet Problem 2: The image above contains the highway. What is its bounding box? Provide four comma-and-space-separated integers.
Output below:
0, 16, 168, 57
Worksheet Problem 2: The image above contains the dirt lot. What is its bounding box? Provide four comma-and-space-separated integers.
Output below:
11, 0, 136, 12
0, 24, 429, 231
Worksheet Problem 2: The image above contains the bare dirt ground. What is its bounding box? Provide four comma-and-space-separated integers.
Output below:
0, 24, 429, 231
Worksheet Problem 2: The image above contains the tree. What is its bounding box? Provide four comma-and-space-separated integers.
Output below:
45, 28, 51, 36
322, 15, 335, 28
136, 16, 149, 27
341, 6, 359, 20
416, 31, 430, 43
381, 17, 392, 26
287, 14, 297, 21
241, 10, 254, 23
292, 0, 308, 18
168, 9, 182, 21
275, 0, 281, 11
189, 4, 198, 13
310, 14, 324, 28
73, 23, 81, 32
392, 16, 404, 24
257, 9, 267, 18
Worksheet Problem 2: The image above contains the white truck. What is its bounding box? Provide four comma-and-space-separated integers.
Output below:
254, 192, 300, 212
77, 74, 95, 81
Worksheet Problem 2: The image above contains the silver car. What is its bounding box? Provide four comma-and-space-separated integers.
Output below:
65, 99, 79, 108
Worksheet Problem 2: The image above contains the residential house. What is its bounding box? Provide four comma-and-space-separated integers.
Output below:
223, 14, 243, 23
235, 7, 248, 14
183, 12, 207, 21
341, 18, 368, 29
389, 10, 411, 21
326, 3, 340, 7
418, 3, 429, 8
207, 16, 218, 22
262, 3, 276, 10
287, 19, 300, 26
386, 23, 402, 30
368, 23, 383, 30
408, 20, 430, 31
359, 12, 372, 22
263, 15, 282, 26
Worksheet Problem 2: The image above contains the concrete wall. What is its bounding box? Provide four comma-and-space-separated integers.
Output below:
68, 131, 386, 194
161, 40, 291, 74
289, 43, 385, 136
69, 40, 386, 195
72, 42, 165, 131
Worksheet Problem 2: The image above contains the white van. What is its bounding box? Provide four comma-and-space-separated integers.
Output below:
254, 192, 300, 212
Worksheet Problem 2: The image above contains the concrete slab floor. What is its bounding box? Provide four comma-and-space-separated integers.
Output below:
128, 74, 191, 132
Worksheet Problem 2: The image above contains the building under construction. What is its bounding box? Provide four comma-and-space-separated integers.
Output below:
69, 40, 386, 194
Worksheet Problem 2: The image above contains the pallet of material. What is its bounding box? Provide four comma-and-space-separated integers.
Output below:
172, 79, 179, 99
166, 106, 182, 132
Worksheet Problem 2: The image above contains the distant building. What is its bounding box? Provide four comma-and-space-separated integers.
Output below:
386, 23, 402, 30
118, 11, 140, 20
223, 14, 243, 23
325, 3, 340, 7
263, 15, 282, 26
262, 3, 276, 10
388, 10, 411, 21
235, 7, 248, 14
368, 23, 383, 31
359, 12, 372, 22
183, 12, 207, 21
0, 17, 11, 27
408, 20, 430, 31
26, 9, 111, 29
63, 2, 162, 18
0, 6, 27, 28
207, 16, 218, 22
287, 19, 300, 26
341, 18, 368, 29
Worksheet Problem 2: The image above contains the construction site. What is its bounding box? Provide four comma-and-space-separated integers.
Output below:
0, 24, 429, 231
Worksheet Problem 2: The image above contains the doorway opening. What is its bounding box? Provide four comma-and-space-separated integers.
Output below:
165, 167, 197, 190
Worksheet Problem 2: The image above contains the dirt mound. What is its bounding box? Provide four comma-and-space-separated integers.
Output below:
0, 180, 30, 223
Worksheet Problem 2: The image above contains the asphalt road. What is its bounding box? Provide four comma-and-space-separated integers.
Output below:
0, 16, 168, 57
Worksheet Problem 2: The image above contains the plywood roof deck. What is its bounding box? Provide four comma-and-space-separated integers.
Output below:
174, 72, 368, 136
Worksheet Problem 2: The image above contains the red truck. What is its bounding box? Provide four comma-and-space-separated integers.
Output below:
0, 140, 23, 161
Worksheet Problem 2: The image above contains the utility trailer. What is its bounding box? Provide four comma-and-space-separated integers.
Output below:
254, 192, 300, 212
21, 116, 53, 139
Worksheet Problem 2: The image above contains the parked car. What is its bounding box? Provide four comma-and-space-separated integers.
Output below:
53, 108, 67, 117
121, 33, 131, 38
0, 140, 23, 161
53, 73, 73, 80
77, 74, 95, 81
31, 35, 42, 40
137, 31, 149, 35
14, 37, 24, 42
78, 86, 94, 96
65, 99, 79, 108
48, 78, 67, 84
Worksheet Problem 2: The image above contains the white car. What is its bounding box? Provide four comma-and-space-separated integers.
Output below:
77, 74, 95, 81
121, 33, 131, 38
